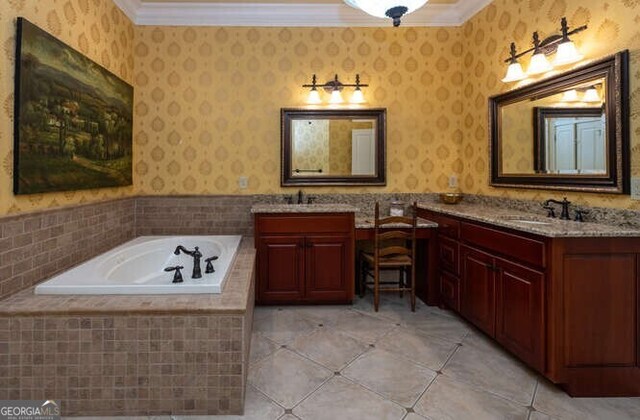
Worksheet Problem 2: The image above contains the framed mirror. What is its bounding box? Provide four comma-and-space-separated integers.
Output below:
281, 108, 386, 186
489, 50, 630, 194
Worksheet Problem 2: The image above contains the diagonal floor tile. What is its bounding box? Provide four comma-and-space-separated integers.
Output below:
414, 375, 529, 420
292, 306, 354, 327
376, 328, 458, 371
288, 328, 369, 371
248, 349, 332, 409
342, 348, 437, 406
442, 340, 537, 405
252, 309, 319, 345
332, 310, 397, 344
533, 379, 640, 420
398, 312, 469, 344
403, 414, 428, 420
293, 377, 406, 420
249, 333, 280, 365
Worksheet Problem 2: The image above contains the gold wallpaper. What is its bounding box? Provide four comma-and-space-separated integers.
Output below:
0, 0, 135, 216
461, 0, 640, 209
132, 26, 464, 195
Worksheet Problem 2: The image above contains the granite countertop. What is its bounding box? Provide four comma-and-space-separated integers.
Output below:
417, 202, 640, 238
355, 216, 438, 229
251, 203, 359, 213
0, 238, 256, 316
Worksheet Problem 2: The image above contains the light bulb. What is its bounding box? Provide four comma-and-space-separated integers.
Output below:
583, 87, 600, 103
561, 89, 579, 102
350, 88, 365, 104
554, 41, 583, 66
307, 88, 322, 104
502, 62, 526, 83
329, 89, 344, 104
528, 52, 553, 75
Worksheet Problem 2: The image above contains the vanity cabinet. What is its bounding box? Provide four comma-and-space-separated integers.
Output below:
418, 207, 640, 397
254, 213, 354, 305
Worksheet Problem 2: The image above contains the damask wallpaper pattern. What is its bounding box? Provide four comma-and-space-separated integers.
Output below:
0, 0, 135, 216
461, 0, 640, 210
132, 26, 465, 196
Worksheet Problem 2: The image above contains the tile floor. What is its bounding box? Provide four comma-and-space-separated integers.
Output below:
71, 294, 640, 420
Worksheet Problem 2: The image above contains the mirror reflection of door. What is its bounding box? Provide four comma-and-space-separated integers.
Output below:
546, 115, 605, 174
534, 107, 606, 175
351, 128, 375, 175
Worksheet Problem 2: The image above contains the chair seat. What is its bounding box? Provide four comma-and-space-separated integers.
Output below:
361, 252, 412, 267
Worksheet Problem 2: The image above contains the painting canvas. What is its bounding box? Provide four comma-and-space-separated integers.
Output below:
14, 18, 133, 194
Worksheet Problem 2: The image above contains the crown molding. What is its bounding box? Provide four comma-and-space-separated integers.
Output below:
112, 0, 493, 27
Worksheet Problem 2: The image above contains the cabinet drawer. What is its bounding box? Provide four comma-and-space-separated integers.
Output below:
461, 222, 545, 268
440, 271, 460, 311
419, 210, 460, 239
256, 214, 353, 234
438, 235, 459, 275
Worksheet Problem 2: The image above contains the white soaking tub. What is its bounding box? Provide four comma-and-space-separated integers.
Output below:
34, 235, 242, 295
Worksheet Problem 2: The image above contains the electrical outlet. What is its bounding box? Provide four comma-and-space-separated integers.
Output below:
448, 175, 458, 189
631, 177, 640, 200
238, 176, 248, 189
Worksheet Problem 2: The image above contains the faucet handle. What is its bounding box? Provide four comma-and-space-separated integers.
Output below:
574, 209, 589, 223
284, 195, 293, 204
204, 256, 218, 273
164, 265, 184, 283
542, 205, 556, 218
307, 196, 316, 205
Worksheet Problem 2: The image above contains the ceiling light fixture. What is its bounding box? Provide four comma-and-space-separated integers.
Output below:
303, 74, 368, 105
501, 17, 587, 83
344, 0, 429, 27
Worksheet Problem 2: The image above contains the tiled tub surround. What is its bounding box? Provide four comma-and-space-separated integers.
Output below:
0, 198, 135, 301
0, 238, 256, 416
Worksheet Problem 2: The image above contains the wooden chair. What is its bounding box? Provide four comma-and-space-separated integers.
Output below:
359, 202, 417, 312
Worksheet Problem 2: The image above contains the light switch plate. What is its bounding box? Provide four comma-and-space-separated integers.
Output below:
238, 176, 248, 189
631, 177, 640, 200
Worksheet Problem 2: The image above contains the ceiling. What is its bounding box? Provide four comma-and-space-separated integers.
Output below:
113, 0, 492, 26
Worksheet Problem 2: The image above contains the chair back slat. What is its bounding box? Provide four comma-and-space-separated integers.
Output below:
378, 246, 411, 258
377, 231, 412, 241
376, 215, 414, 227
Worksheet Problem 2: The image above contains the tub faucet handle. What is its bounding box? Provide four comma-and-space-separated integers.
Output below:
164, 265, 184, 283
204, 256, 218, 274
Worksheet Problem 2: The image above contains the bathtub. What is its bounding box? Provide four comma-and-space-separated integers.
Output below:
35, 235, 242, 295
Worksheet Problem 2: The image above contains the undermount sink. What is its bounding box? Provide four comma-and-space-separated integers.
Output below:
499, 215, 554, 225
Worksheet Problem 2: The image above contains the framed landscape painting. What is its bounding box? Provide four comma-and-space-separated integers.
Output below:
14, 18, 133, 194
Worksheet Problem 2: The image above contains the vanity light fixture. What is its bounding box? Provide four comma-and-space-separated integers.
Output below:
306, 75, 322, 104
527, 33, 553, 76
561, 89, 580, 102
303, 74, 369, 105
502, 17, 587, 83
502, 43, 527, 83
583, 86, 601, 103
343, 0, 428, 27
554, 18, 583, 66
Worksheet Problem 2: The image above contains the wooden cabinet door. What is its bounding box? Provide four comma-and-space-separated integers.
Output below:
305, 235, 353, 303
460, 246, 496, 336
257, 235, 305, 304
440, 271, 460, 312
495, 258, 545, 372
